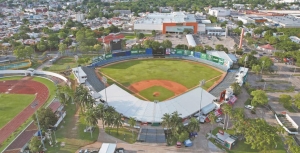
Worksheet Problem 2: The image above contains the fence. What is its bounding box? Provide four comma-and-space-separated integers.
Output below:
88, 49, 229, 72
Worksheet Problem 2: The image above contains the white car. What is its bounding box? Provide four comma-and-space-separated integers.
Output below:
216, 117, 223, 123
245, 105, 254, 110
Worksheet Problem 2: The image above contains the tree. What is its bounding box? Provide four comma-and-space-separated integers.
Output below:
178, 131, 189, 142
207, 111, 217, 135
204, 45, 214, 51
285, 136, 300, 153
24, 46, 34, 59
293, 93, 300, 109
254, 28, 263, 35
208, 16, 217, 23
237, 21, 243, 27
250, 90, 268, 107
238, 54, 258, 68
252, 64, 261, 75
194, 46, 205, 53
187, 117, 200, 133
231, 82, 242, 95
33, 108, 58, 131
58, 43, 67, 55
279, 94, 292, 108
268, 36, 278, 44
231, 108, 245, 135
94, 44, 102, 55
29, 137, 42, 153
136, 33, 145, 39
175, 44, 188, 50
162, 39, 172, 48
84, 108, 98, 138
128, 117, 136, 137
161, 113, 172, 142
222, 103, 232, 130
151, 30, 156, 37
151, 41, 161, 50
113, 112, 123, 135
259, 56, 273, 73
244, 119, 283, 152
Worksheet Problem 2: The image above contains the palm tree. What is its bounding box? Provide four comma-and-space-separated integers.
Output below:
63, 85, 74, 104
161, 113, 172, 143
128, 117, 136, 138
113, 112, 123, 135
94, 104, 105, 128
84, 109, 98, 138
222, 103, 232, 130
207, 111, 217, 136
232, 108, 245, 134
170, 111, 183, 139
56, 85, 68, 106
187, 117, 200, 133
103, 106, 116, 133
75, 85, 90, 112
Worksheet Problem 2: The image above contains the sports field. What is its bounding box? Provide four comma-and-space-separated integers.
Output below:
139, 86, 174, 101
0, 94, 35, 129
100, 59, 223, 100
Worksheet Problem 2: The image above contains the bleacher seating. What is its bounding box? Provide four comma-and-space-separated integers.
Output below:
81, 67, 106, 92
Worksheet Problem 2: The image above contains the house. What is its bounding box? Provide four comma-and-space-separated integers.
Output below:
257, 44, 275, 53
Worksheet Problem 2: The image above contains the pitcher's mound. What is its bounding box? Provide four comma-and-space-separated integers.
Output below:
153, 92, 160, 97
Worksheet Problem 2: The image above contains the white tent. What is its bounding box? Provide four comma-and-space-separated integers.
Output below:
99, 84, 216, 123
186, 34, 197, 47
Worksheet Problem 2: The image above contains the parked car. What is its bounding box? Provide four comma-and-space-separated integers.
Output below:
84, 149, 89, 153
245, 105, 254, 110
115, 148, 125, 153
216, 117, 223, 123
79, 150, 84, 153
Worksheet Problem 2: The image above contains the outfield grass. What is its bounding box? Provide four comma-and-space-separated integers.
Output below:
0, 94, 35, 129
211, 127, 285, 153
100, 59, 222, 88
46, 104, 99, 153
105, 127, 138, 144
0, 76, 24, 81
139, 86, 175, 101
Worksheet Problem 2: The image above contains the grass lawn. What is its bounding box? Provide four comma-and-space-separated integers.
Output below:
46, 104, 99, 153
47, 57, 78, 72
32, 77, 56, 104
139, 86, 174, 101
100, 59, 222, 88
105, 127, 138, 144
0, 94, 35, 129
0, 76, 24, 80
211, 127, 285, 153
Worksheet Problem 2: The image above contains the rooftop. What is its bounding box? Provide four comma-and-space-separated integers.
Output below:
135, 12, 196, 24
264, 15, 300, 26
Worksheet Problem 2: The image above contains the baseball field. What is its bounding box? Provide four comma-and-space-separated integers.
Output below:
100, 59, 224, 101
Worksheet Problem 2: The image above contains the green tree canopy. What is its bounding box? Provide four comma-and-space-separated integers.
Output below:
250, 90, 268, 107
162, 39, 172, 48
29, 137, 42, 153
231, 82, 242, 95
33, 108, 58, 131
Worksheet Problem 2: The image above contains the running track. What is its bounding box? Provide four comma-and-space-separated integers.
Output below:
0, 78, 49, 145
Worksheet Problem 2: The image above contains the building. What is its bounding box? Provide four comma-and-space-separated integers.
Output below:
289, 36, 300, 43
237, 16, 267, 24
75, 13, 85, 22
205, 27, 226, 36
72, 67, 87, 84
186, 34, 197, 47
208, 7, 231, 17
134, 12, 198, 34
264, 15, 300, 28
206, 51, 237, 69
275, 0, 300, 3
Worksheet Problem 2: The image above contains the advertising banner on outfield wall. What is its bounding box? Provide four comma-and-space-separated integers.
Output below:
183, 50, 194, 56
131, 50, 139, 54
176, 49, 184, 55
218, 58, 224, 65
165, 48, 171, 55
194, 52, 201, 58
212, 55, 219, 63
171, 48, 176, 54
139, 49, 146, 54
105, 53, 112, 59
206, 54, 212, 61
201, 53, 207, 59
145, 48, 153, 54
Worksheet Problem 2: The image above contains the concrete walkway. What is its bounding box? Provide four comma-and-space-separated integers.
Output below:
77, 120, 224, 153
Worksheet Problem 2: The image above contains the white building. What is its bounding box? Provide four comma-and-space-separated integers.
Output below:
186, 34, 197, 47
75, 13, 85, 22
275, 0, 300, 3
72, 67, 87, 84
289, 36, 300, 43
134, 12, 198, 34
264, 15, 300, 28
206, 51, 237, 69
205, 27, 226, 36
208, 7, 231, 17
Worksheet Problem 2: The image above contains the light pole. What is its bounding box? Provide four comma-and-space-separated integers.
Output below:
102, 76, 108, 103
31, 101, 46, 151
199, 80, 206, 117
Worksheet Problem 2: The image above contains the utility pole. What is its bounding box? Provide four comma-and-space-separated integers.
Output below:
199, 80, 206, 117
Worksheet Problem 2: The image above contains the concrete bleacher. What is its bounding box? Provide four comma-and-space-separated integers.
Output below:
209, 70, 237, 97
81, 66, 106, 92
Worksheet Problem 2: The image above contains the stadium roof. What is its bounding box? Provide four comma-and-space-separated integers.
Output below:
99, 84, 216, 123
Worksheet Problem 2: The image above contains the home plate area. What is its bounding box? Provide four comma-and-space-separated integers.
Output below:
137, 128, 166, 143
